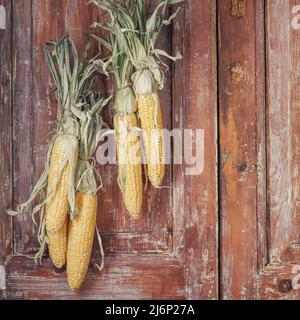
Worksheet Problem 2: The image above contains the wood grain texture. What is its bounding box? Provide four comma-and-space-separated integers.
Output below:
255, 0, 300, 300
218, 0, 265, 299
173, 0, 218, 300
12, 0, 35, 254
256, 0, 267, 271
257, 262, 300, 300
6, 0, 300, 301
6, 255, 184, 300
0, 0, 13, 264
172, 0, 186, 266
266, 0, 300, 261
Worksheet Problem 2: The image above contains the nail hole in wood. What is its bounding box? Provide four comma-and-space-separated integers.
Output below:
278, 279, 293, 293
238, 163, 248, 172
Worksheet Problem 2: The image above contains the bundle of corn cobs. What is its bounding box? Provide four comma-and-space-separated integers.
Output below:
10, 0, 182, 291
90, 0, 182, 217
10, 37, 109, 290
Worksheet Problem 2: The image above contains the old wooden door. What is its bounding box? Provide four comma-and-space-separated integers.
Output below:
218, 0, 300, 299
0, 0, 218, 299
2, 0, 300, 301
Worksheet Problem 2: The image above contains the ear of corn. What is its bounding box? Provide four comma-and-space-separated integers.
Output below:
67, 192, 97, 290
91, 3, 145, 217
45, 136, 78, 233
44, 135, 78, 268
47, 220, 68, 269
66, 93, 109, 290
8, 37, 108, 271
114, 113, 143, 217
137, 93, 165, 188
91, 0, 182, 189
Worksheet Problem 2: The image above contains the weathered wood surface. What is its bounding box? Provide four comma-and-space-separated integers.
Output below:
0, 0, 13, 265
218, 0, 265, 300
266, 0, 300, 261
3, 0, 300, 300
1, 0, 216, 300
6, 255, 184, 300
172, 0, 218, 300
255, 0, 300, 300
257, 262, 300, 300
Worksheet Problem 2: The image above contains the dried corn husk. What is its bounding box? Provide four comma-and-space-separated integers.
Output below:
8, 36, 109, 265
91, 5, 144, 217
67, 93, 110, 289
91, 0, 182, 188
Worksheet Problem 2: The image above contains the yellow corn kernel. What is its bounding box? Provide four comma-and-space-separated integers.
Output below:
114, 113, 143, 218
67, 192, 97, 290
45, 136, 78, 268
45, 136, 78, 232
137, 93, 165, 188
47, 220, 68, 269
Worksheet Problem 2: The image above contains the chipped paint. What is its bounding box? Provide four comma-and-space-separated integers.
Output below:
230, 0, 246, 18
228, 62, 244, 84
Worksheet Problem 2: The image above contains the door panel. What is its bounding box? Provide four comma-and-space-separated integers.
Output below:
7, 0, 300, 301
0, 0, 218, 300
6, 256, 185, 300
218, 0, 300, 300
257, 0, 300, 300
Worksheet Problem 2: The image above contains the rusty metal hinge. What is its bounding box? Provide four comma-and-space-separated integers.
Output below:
0, 5, 6, 30
0, 265, 6, 290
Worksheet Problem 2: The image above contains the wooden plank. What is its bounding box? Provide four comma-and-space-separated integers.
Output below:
0, 0, 13, 263
219, 0, 264, 299
172, 0, 186, 264
256, 0, 267, 270
266, 0, 300, 261
178, 0, 218, 300
6, 255, 184, 300
289, 0, 300, 249
12, 0, 34, 254
147, 0, 173, 251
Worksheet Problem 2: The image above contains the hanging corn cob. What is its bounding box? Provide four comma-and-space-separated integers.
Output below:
45, 133, 78, 268
8, 37, 108, 271
90, 0, 182, 188
91, 3, 143, 218
67, 92, 110, 290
